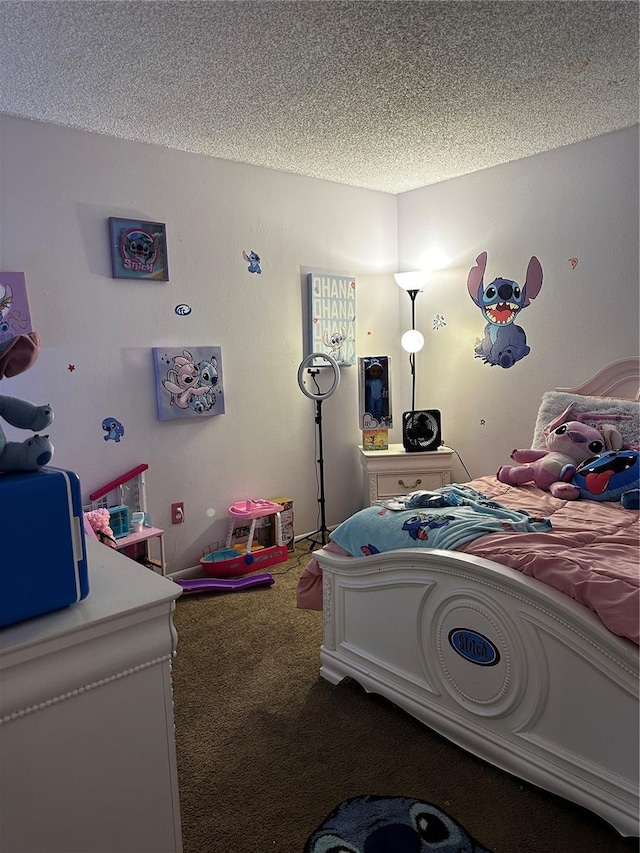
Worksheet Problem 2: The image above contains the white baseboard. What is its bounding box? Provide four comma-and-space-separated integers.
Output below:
167, 565, 204, 581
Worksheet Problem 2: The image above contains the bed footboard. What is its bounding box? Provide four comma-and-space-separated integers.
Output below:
316, 547, 639, 837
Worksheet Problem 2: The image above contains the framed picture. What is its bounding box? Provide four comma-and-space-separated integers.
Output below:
152, 346, 225, 421
108, 217, 169, 280
358, 355, 392, 429
307, 271, 356, 366
0, 271, 33, 348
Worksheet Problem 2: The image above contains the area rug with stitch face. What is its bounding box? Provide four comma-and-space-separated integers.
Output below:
304, 795, 495, 853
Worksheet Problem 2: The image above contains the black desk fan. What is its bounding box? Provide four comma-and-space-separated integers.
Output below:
297, 352, 341, 548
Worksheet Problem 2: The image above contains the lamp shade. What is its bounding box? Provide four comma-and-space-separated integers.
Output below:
401, 329, 424, 353
394, 270, 430, 292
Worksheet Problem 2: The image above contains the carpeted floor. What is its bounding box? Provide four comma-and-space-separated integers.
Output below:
171, 543, 639, 853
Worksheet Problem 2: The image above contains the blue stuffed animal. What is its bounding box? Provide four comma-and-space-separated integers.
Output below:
0, 394, 53, 471
571, 449, 639, 510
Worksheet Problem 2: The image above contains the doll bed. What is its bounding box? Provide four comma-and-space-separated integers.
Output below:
298, 358, 640, 836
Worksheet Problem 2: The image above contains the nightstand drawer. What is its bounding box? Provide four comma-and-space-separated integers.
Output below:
359, 444, 454, 507
377, 470, 447, 498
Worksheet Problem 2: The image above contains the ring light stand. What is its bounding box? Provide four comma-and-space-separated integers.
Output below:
297, 353, 340, 548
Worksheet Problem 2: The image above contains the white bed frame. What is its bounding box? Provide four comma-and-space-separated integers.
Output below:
316, 358, 640, 837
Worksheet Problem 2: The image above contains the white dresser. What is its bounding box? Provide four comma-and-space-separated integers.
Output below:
359, 443, 454, 506
0, 538, 183, 853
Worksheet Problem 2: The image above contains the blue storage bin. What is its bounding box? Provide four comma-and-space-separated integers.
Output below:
0, 467, 89, 627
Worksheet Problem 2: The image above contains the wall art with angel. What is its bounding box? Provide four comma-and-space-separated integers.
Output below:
153, 346, 225, 421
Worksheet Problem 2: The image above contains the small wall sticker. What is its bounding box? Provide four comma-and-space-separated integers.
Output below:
433, 314, 447, 330
102, 417, 125, 442
175, 303, 192, 316
569, 258, 579, 269
242, 250, 262, 274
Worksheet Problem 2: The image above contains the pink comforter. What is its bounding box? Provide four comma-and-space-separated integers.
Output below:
296, 476, 640, 644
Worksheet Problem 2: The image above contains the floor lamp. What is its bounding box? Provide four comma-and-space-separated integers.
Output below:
394, 271, 428, 411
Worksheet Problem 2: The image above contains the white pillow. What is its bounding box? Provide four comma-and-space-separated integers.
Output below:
532, 391, 640, 449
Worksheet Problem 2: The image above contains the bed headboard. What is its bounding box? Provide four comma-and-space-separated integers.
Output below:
531, 357, 640, 449
555, 357, 640, 401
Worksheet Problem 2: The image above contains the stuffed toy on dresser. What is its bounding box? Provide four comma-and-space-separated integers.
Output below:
0, 331, 54, 471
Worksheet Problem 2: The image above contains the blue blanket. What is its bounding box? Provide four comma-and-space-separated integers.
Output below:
331, 485, 552, 557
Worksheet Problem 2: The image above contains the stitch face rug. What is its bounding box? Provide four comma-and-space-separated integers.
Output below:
304, 795, 495, 853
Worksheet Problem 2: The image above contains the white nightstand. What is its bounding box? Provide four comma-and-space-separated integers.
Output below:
359, 443, 454, 506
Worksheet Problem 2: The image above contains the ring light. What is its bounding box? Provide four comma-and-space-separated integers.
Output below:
297, 352, 341, 401
296, 352, 341, 548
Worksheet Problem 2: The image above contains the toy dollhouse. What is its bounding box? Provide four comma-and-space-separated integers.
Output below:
84, 463, 166, 574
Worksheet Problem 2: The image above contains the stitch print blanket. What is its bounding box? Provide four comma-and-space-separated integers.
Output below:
329, 484, 552, 556
296, 476, 639, 644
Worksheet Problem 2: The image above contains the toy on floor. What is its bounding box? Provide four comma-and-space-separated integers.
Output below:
200, 499, 288, 577
175, 573, 275, 595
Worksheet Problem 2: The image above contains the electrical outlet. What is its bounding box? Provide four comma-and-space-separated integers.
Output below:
171, 502, 184, 524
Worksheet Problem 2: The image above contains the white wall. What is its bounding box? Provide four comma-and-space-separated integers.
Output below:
397, 126, 639, 481
0, 116, 400, 570
1, 117, 638, 570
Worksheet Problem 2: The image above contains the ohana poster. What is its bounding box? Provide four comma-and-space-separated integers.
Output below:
307, 271, 356, 366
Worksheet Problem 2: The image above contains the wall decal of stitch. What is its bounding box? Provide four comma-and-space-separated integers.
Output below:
467, 251, 543, 369
433, 314, 447, 330
242, 250, 262, 274
569, 257, 579, 269
102, 417, 125, 442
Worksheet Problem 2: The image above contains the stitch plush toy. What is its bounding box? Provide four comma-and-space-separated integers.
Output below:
496, 402, 621, 499
0, 332, 54, 472
571, 449, 639, 509
0, 395, 53, 471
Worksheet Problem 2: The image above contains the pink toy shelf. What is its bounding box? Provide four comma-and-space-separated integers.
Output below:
200, 500, 288, 578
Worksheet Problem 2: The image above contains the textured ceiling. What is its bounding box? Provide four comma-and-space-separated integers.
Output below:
0, 1, 638, 193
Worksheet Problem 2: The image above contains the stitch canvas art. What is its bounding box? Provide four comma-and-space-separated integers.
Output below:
153, 346, 224, 421
0, 272, 33, 349
109, 217, 169, 280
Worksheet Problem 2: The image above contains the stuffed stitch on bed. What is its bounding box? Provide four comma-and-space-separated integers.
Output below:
570, 449, 639, 509
497, 402, 622, 499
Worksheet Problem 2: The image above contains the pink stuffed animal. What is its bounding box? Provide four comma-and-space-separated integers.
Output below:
497, 403, 622, 499
84, 508, 117, 548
